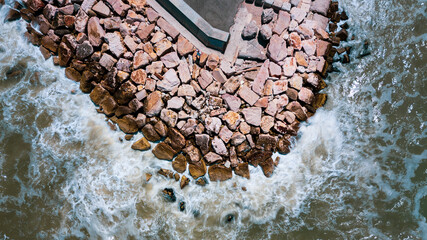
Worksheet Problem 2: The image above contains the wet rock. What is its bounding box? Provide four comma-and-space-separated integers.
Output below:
172, 154, 187, 173
28, 0, 45, 12
142, 124, 161, 141
195, 177, 207, 186
189, 160, 207, 179
180, 176, 190, 189
167, 128, 186, 150
286, 101, 307, 121
212, 136, 228, 156
261, 8, 275, 24
245, 149, 273, 167
241, 107, 262, 126
259, 157, 274, 177
204, 152, 222, 164
162, 188, 176, 202
268, 35, 287, 63
114, 81, 137, 105
100, 95, 118, 116
131, 137, 151, 151
273, 11, 290, 35
154, 120, 168, 137
152, 142, 176, 160
209, 165, 232, 181
277, 137, 291, 154
242, 20, 258, 40
76, 40, 93, 60
117, 115, 138, 134
158, 168, 174, 178
234, 162, 250, 179
144, 91, 164, 117
257, 134, 277, 151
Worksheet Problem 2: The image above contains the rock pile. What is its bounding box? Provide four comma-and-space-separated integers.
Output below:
4, 0, 350, 187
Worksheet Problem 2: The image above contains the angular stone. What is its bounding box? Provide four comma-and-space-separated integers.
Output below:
260, 25, 272, 41
152, 142, 176, 160
290, 7, 306, 23
260, 157, 274, 177
205, 117, 221, 135
117, 115, 138, 134
76, 40, 93, 60
222, 111, 241, 130
160, 51, 180, 68
269, 62, 282, 78
289, 32, 302, 50
310, 0, 331, 16
160, 109, 178, 127
180, 175, 190, 189
209, 165, 232, 181
268, 35, 287, 63
298, 87, 314, 104
154, 38, 172, 56
238, 85, 260, 106
273, 11, 290, 35
219, 126, 233, 143
234, 162, 250, 179
177, 60, 191, 83
157, 69, 180, 92
144, 91, 164, 117
289, 74, 303, 90
241, 107, 262, 126
222, 94, 241, 112
206, 54, 220, 70
302, 39, 316, 56
212, 136, 228, 156
177, 84, 196, 97
172, 154, 187, 173
131, 137, 151, 151
141, 124, 161, 141
204, 152, 222, 164
245, 149, 273, 167
105, 0, 130, 16
212, 68, 227, 84
87, 17, 105, 47
195, 134, 210, 155
296, 24, 314, 39
184, 145, 201, 163
223, 76, 240, 94
265, 98, 280, 116
157, 17, 179, 39
133, 50, 150, 69
252, 60, 270, 95
191, 95, 205, 109
92, 1, 110, 17
261, 116, 274, 133
116, 58, 131, 72
283, 57, 297, 77
229, 132, 245, 146
100, 95, 117, 116
167, 97, 185, 110
180, 119, 197, 136
131, 69, 147, 85
81, 0, 96, 13
198, 69, 213, 89
189, 160, 206, 179
273, 80, 288, 95
242, 20, 258, 40
99, 53, 117, 71
262, 8, 275, 24
286, 101, 307, 121
104, 32, 125, 58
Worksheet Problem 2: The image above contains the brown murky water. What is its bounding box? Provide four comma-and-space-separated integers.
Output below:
0, 0, 426, 239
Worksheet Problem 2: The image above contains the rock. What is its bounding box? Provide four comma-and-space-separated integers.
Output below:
206, 54, 220, 70
205, 117, 221, 135
160, 109, 178, 127
241, 107, 262, 126
140, 124, 160, 141
165, 128, 185, 150
157, 69, 180, 92
76, 41, 93, 60
104, 32, 125, 58
198, 69, 213, 89
133, 50, 150, 69
160, 52, 179, 68
189, 160, 207, 179
277, 137, 291, 154
212, 136, 228, 156
180, 175, 190, 189
123, 36, 137, 53
152, 142, 176, 160
310, 0, 331, 16
144, 91, 164, 117
234, 162, 250, 179
257, 134, 277, 151
100, 95, 118, 116
259, 157, 274, 177
298, 87, 314, 104
269, 62, 282, 78
273, 11, 290, 35
183, 145, 201, 163
115, 81, 137, 105
177, 84, 196, 97
195, 134, 210, 155
316, 40, 331, 57
289, 32, 302, 50
238, 85, 260, 106
158, 168, 174, 179
176, 36, 195, 57
28, 0, 45, 12
261, 8, 275, 24
283, 57, 297, 77
41, 36, 57, 52
177, 60, 191, 83
223, 76, 241, 94
212, 69, 227, 84
222, 94, 241, 112
87, 17, 105, 47
289, 75, 303, 90
116, 58, 132, 72
302, 39, 316, 56
272, 80, 288, 95
92, 1, 110, 17
117, 115, 138, 134
290, 7, 306, 23
131, 69, 147, 85
131, 137, 151, 151
252, 60, 270, 95
162, 188, 176, 202
154, 38, 172, 56
157, 17, 180, 39
261, 115, 274, 133
242, 20, 258, 40
295, 51, 308, 67
203, 152, 222, 164
260, 25, 272, 41
245, 149, 273, 167
286, 101, 307, 121
89, 85, 108, 105
105, 0, 130, 16
191, 95, 205, 109
99, 53, 117, 71
219, 126, 233, 143
230, 132, 246, 146
167, 97, 185, 110
209, 165, 232, 181
222, 111, 241, 130
268, 35, 287, 62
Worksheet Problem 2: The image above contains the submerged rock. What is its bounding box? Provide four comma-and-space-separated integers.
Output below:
162, 188, 176, 202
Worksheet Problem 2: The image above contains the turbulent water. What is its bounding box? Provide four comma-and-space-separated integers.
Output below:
0, 0, 426, 239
